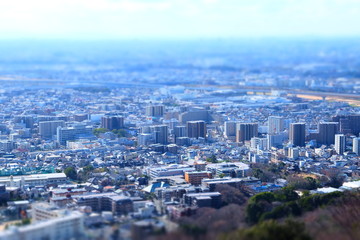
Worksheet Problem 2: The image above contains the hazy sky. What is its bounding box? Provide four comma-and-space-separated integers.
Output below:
1, 0, 360, 40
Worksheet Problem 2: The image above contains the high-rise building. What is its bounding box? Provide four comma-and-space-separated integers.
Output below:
353, 137, 360, 155
187, 121, 206, 139
288, 147, 299, 160
317, 122, 338, 145
151, 125, 168, 144
101, 116, 124, 130
174, 125, 187, 140
236, 123, 258, 142
146, 105, 164, 117
289, 123, 306, 147
335, 134, 346, 155
268, 116, 284, 134
250, 137, 268, 151
224, 121, 237, 140
332, 115, 360, 135
39, 120, 65, 139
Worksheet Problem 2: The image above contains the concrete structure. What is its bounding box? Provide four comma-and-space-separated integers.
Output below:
0, 209, 84, 240
224, 121, 237, 140
146, 105, 164, 117
268, 116, 284, 134
184, 171, 212, 186
353, 137, 360, 155
335, 134, 346, 155
74, 193, 133, 215
101, 116, 124, 130
236, 123, 258, 142
317, 122, 338, 145
0, 173, 67, 188
289, 123, 306, 147
187, 121, 206, 139
56, 124, 93, 145
39, 120, 65, 139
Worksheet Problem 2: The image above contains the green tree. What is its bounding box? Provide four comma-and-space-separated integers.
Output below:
64, 167, 77, 180
206, 155, 217, 163
221, 220, 311, 240
93, 128, 108, 137
112, 129, 127, 137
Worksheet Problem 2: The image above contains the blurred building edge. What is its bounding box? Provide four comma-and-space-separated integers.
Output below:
131, 219, 165, 240
0, 205, 85, 240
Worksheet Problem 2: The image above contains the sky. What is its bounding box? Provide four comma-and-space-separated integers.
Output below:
0, 0, 360, 40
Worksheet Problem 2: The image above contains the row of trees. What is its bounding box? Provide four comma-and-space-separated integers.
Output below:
246, 187, 344, 224
93, 128, 127, 138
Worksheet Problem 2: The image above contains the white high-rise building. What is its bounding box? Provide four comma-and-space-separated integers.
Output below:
224, 121, 237, 140
353, 137, 360, 155
335, 134, 346, 155
250, 137, 268, 151
268, 116, 284, 134
39, 120, 65, 139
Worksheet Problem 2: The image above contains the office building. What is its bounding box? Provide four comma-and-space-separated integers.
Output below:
289, 123, 306, 147
187, 121, 206, 139
236, 123, 258, 142
101, 116, 124, 130
335, 134, 346, 155
39, 120, 65, 139
268, 116, 284, 134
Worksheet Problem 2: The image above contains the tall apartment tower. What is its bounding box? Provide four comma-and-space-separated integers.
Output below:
353, 137, 360, 155
39, 120, 65, 139
101, 116, 124, 130
174, 125, 187, 140
187, 121, 206, 139
335, 134, 346, 155
236, 123, 258, 142
289, 123, 306, 147
146, 105, 165, 117
317, 122, 338, 145
151, 125, 168, 144
332, 115, 360, 135
268, 116, 284, 134
224, 121, 237, 140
